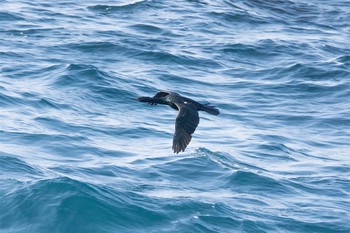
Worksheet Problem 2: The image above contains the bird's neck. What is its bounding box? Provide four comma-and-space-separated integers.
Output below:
152, 97, 170, 105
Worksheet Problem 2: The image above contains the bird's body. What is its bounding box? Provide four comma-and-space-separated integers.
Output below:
135, 91, 219, 153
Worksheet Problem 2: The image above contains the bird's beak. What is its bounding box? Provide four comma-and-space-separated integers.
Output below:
131, 98, 138, 101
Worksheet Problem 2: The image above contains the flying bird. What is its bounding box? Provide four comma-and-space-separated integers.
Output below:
134, 91, 219, 153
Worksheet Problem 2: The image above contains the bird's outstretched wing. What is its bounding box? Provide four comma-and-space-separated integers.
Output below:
172, 103, 199, 154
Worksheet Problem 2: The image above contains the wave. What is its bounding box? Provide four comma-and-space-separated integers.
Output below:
87, 1, 155, 14
0, 177, 169, 233
0, 11, 26, 21
0, 154, 43, 177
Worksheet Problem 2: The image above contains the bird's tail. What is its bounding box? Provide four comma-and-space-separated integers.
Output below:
199, 103, 220, 115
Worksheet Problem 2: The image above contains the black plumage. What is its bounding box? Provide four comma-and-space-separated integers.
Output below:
135, 91, 219, 153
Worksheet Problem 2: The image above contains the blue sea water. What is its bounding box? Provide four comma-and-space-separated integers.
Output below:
1, 0, 350, 232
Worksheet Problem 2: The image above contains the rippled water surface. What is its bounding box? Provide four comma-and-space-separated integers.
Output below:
1, 0, 350, 232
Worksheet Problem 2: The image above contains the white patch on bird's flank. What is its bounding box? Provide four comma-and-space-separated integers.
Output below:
184, 101, 187, 104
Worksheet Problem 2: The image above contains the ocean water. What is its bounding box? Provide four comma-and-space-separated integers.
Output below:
1, 0, 350, 232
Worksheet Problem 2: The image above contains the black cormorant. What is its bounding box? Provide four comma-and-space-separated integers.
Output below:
135, 91, 219, 153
